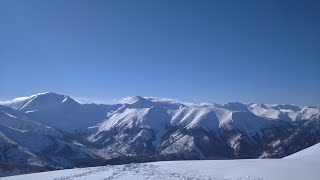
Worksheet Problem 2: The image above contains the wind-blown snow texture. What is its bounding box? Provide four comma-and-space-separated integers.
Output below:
0, 92, 320, 177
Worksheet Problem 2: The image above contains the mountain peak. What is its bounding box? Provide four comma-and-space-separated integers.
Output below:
120, 96, 149, 104
2, 92, 79, 111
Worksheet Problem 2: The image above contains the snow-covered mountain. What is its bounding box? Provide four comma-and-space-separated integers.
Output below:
1, 92, 320, 176
1, 92, 121, 131
0, 92, 80, 112
87, 96, 319, 161
0, 105, 107, 175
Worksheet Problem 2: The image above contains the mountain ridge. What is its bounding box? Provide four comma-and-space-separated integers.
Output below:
0, 92, 320, 177
2, 92, 318, 109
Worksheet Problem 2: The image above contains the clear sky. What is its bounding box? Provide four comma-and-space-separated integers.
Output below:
0, 0, 319, 106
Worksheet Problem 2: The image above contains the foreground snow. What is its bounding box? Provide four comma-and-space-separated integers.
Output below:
284, 143, 320, 162
3, 143, 320, 179
2, 158, 319, 180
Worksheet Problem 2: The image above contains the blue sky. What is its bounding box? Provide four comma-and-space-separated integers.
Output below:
0, 0, 319, 106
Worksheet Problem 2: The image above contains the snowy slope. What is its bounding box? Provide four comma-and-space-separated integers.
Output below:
1, 92, 121, 132
0, 105, 106, 170
249, 103, 320, 121
0, 92, 80, 112
284, 143, 320, 161
0, 105, 62, 137
2, 93, 318, 132
3, 93, 319, 160
1, 92, 320, 177
3, 158, 320, 180
89, 99, 299, 160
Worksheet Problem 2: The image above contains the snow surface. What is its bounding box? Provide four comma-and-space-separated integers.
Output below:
284, 143, 320, 162
3, 143, 320, 180
2, 158, 319, 180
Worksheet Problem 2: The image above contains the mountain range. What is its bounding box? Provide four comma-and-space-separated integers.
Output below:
0, 92, 319, 176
